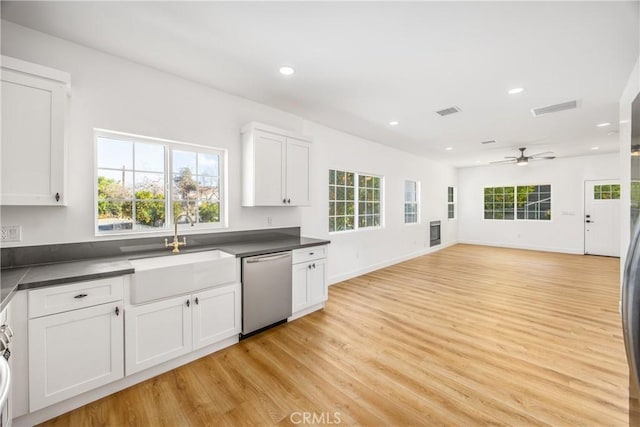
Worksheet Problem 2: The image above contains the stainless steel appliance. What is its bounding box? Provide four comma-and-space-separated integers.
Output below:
241, 251, 292, 337
623, 91, 640, 423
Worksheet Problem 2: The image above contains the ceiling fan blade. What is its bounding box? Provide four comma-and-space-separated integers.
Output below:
490, 159, 516, 164
503, 156, 517, 159
529, 156, 556, 160
528, 151, 554, 157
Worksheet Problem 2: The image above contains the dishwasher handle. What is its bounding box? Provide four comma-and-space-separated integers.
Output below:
245, 253, 291, 263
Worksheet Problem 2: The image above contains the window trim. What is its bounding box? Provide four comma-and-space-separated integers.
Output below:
482, 184, 552, 221
328, 169, 384, 234
404, 180, 420, 225
94, 128, 228, 236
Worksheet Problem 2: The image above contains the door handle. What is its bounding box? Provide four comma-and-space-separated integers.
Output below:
586, 220, 595, 223
245, 253, 291, 263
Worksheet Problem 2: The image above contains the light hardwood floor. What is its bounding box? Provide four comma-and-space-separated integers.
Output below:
40, 244, 634, 426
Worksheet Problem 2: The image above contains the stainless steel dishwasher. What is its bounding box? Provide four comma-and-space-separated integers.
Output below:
241, 251, 292, 337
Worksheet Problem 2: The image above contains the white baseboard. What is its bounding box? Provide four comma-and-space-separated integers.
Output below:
456, 239, 584, 255
13, 335, 239, 427
328, 240, 458, 285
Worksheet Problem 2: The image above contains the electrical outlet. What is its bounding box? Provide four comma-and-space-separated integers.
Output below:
1, 226, 21, 242
267, 216, 273, 226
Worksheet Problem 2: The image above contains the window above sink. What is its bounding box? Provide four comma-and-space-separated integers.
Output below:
94, 129, 227, 236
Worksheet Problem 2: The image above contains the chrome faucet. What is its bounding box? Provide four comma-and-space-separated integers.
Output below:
165, 213, 195, 253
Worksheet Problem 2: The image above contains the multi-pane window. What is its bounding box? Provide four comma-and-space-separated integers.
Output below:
404, 180, 419, 224
97, 137, 166, 232
96, 131, 224, 234
329, 169, 383, 232
447, 186, 455, 219
484, 186, 515, 220
484, 185, 551, 221
328, 170, 355, 232
517, 185, 551, 220
594, 184, 620, 200
172, 149, 221, 224
358, 174, 381, 228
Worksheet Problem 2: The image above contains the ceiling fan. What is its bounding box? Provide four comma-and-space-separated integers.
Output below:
491, 147, 555, 166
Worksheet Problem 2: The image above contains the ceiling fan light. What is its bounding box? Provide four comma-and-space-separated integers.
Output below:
517, 158, 528, 166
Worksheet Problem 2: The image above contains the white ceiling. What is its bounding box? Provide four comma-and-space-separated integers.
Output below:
2, 1, 638, 167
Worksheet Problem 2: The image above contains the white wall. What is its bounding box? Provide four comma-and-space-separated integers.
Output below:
458, 153, 620, 254
300, 123, 458, 283
0, 21, 458, 283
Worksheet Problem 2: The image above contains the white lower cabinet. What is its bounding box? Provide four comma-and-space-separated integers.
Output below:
192, 284, 241, 350
124, 295, 192, 375
28, 301, 124, 411
125, 282, 240, 375
292, 246, 328, 315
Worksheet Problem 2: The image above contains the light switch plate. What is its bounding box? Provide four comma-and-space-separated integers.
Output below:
1, 226, 22, 242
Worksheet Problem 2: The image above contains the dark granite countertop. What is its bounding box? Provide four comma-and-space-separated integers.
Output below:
0, 234, 329, 310
218, 236, 329, 258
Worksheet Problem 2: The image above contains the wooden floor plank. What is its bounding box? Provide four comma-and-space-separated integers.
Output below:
38, 244, 635, 426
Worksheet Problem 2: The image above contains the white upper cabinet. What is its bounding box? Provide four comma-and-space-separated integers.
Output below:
1, 56, 70, 206
241, 122, 311, 206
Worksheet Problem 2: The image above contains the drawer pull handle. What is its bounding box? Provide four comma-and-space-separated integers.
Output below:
309, 252, 314, 255
74, 294, 88, 299
115, 306, 120, 316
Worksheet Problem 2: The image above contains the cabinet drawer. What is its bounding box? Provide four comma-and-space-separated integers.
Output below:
29, 276, 124, 318
292, 245, 327, 264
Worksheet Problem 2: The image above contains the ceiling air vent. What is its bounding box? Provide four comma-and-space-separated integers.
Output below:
531, 100, 578, 117
480, 140, 496, 145
436, 106, 461, 116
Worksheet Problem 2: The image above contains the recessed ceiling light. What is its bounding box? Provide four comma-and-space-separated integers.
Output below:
591, 146, 600, 150
279, 66, 295, 76
389, 121, 399, 126
445, 147, 453, 151
508, 87, 524, 95
475, 160, 482, 164
596, 122, 611, 128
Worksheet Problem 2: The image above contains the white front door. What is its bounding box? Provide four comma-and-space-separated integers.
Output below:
584, 180, 620, 257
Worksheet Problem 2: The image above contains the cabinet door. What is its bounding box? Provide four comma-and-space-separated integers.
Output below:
286, 138, 311, 206
1, 68, 67, 205
125, 296, 192, 375
29, 302, 123, 411
253, 131, 285, 206
192, 283, 241, 350
309, 259, 328, 305
292, 262, 310, 313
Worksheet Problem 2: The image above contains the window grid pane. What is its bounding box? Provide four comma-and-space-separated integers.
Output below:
594, 184, 620, 200
358, 174, 381, 228
484, 186, 515, 221
516, 185, 551, 220
404, 180, 418, 224
172, 150, 221, 225
329, 169, 356, 232
447, 186, 455, 219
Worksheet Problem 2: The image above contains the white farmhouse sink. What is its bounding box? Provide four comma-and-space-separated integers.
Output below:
130, 250, 237, 304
